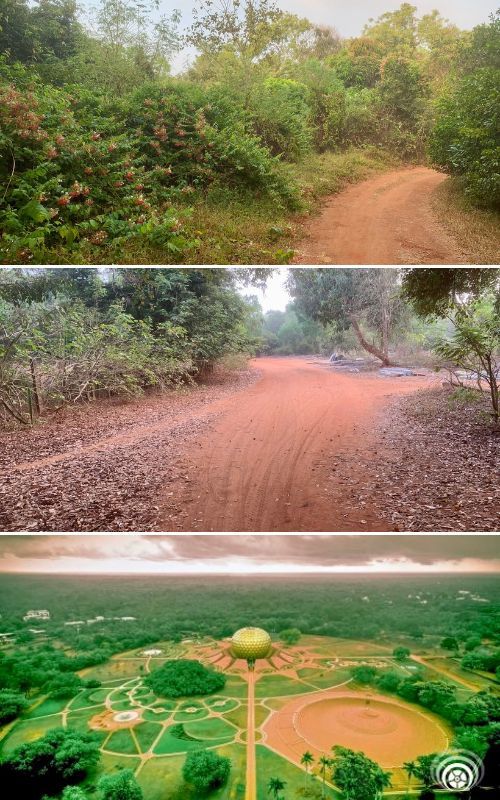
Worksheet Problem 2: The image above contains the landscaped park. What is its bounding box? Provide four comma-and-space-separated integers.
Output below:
2, 629, 494, 800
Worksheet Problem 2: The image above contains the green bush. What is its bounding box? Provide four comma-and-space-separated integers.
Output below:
250, 77, 314, 160
145, 659, 226, 698
430, 67, 500, 208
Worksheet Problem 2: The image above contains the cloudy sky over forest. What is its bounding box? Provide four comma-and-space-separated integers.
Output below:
0, 535, 498, 574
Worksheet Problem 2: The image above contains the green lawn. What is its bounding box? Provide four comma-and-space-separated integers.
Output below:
222, 676, 248, 698
135, 721, 164, 752
143, 707, 172, 722
27, 696, 69, 717
106, 727, 140, 755
256, 745, 340, 800
296, 668, 351, 689
255, 674, 308, 698
183, 717, 236, 741
1, 715, 63, 753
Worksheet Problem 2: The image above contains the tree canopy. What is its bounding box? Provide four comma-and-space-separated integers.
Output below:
145, 659, 226, 698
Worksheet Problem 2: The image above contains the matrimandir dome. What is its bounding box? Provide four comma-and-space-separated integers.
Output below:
231, 627, 272, 662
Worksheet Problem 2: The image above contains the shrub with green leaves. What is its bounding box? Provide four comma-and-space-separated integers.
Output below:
430, 67, 500, 208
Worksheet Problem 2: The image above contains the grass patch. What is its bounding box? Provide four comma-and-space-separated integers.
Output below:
26, 696, 69, 717
255, 674, 308, 698
134, 721, 163, 752
222, 676, 248, 698
432, 177, 500, 264
223, 704, 248, 730
173, 704, 208, 723
297, 668, 351, 689
96, 753, 142, 783
183, 717, 235, 741
81, 660, 139, 681
205, 696, 239, 712
66, 706, 105, 732
106, 727, 139, 755
1, 716, 63, 754
136, 754, 187, 800
143, 707, 172, 722
153, 725, 205, 755
256, 745, 340, 800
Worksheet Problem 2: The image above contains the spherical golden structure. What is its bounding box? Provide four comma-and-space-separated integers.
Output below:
231, 627, 272, 661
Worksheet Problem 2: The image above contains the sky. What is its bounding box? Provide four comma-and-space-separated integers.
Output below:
241, 269, 291, 312
159, 0, 496, 71
0, 535, 498, 575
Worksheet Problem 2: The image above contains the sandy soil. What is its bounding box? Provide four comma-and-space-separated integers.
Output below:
0, 358, 430, 532
263, 690, 449, 769
160, 357, 429, 532
294, 167, 467, 264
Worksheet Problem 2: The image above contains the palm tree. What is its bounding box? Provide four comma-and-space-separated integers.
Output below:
268, 777, 286, 799
319, 755, 331, 798
301, 751, 314, 788
403, 760, 418, 793
374, 769, 392, 799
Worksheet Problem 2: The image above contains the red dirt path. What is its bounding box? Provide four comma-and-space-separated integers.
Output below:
294, 167, 466, 265
159, 357, 429, 532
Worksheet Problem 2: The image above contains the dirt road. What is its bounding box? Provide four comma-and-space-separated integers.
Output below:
160, 358, 426, 532
294, 167, 466, 265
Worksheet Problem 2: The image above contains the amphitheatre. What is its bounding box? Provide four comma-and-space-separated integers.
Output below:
0, 631, 474, 800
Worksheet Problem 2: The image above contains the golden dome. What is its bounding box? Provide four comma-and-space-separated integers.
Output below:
231, 627, 272, 661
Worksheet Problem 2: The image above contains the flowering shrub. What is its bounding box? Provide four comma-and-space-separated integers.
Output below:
0, 66, 297, 262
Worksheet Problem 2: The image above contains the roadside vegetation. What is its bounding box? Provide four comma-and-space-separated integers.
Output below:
0, 267, 265, 427
0, 1, 498, 264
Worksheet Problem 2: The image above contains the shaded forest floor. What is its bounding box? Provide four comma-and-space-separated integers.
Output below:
341, 387, 500, 531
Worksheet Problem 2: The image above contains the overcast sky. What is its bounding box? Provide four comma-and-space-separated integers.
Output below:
79, 1, 497, 73
0, 535, 498, 574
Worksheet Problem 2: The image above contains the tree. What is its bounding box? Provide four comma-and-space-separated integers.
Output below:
351, 665, 378, 684
45, 673, 83, 699
402, 268, 500, 317
429, 11, 500, 208
0, 689, 28, 724
267, 776, 286, 799
289, 269, 403, 365
0, 728, 100, 800
393, 646, 410, 662
301, 751, 314, 787
145, 659, 226, 698
440, 636, 459, 652
434, 296, 500, 426
98, 769, 143, 800
278, 628, 301, 645
412, 754, 439, 789
61, 788, 88, 800
319, 755, 331, 798
182, 750, 231, 792
403, 760, 418, 792
331, 746, 392, 800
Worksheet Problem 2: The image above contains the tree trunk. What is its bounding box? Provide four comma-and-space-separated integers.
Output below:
348, 315, 394, 366
30, 358, 41, 416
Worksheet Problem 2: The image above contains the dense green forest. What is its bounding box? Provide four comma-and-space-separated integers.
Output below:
0, 573, 498, 665
0, 1, 498, 263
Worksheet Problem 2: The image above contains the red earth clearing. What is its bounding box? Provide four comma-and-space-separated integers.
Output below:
262, 690, 450, 769
294, 167, 466, 265
159, 357, 432, 531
